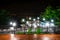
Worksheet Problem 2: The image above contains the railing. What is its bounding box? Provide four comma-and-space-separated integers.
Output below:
0, 27, 60, 34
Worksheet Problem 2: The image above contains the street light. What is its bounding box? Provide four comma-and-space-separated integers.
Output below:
21, 18, 26, 34
33, 22, 37, 28
45, 22, 49, 27
43, 18, 45, 21
10, 22, 16, 27
12, 22, 16, 27
26, 21, 31, 27
33, 18, 36, 21
26, 21, 29, 24
37, 23, 40, 26
50, 23, 55, 27
51, 19, 54, 22
37, 17, 40, 20
10, 21, 17, 34
10, 27, 14, 30
10, 22, 13, 25
21, 18, 25, 22
29, 17, 32, 20
50, 19, 55, 27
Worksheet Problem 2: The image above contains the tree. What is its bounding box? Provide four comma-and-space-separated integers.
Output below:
40, 6, 60, 25
55, 6, 60, 25
0, 9, 11, 25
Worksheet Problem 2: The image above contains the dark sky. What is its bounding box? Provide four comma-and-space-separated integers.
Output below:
0, 0, 60, 16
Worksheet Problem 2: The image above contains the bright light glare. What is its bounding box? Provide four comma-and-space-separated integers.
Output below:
43, 18, 45, 21
26, 21, 31, 27
10, 22, 13, 25
22, 19, 25, 22
13, 22, 16, 26
29, 17, 32, 20
3, 29, 6, 31
45, 22, 49, 27
10, 34, 14, 37
26, 21, 29, 24
10, 34, 17, 40
34, 34, 37, 38
51, 19, 54, 22
28, 24, 31, 27
42, 36, 50, 40
50, 23, 55, 27
10, 22, 16, 27
10, 27, 14, 30
33, 23, 37, 28
34, 25, 37, 28
20, 24, 23, 26
37, 17, 40, 19
33, 18, 36, 21
37, 23, 40, 26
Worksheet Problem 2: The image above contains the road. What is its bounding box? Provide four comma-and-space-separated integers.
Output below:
0, 34, 60, 40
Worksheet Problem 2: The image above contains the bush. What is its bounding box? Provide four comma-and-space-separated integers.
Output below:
36, 28, 42, 34
26, 28, 32, 34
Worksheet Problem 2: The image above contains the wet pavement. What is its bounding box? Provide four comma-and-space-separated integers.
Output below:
0, 34, 60, 40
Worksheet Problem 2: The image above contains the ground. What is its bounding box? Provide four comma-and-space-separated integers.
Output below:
0, 34, 60, 40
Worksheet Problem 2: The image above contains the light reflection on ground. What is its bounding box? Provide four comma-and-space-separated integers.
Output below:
0, 34, 59, 40
10, 34, 17, 40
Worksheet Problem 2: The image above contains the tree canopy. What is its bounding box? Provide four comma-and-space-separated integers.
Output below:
0, 9, 11, 25
40, 6, 60, 25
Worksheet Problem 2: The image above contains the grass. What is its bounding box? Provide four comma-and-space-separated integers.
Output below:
15, 31, 24, 34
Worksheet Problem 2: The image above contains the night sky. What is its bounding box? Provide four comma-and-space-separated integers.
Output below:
0, 0, 60, 16
0, 0, 60, 28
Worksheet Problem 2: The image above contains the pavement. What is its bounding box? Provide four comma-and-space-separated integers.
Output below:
0, 34, 60, 40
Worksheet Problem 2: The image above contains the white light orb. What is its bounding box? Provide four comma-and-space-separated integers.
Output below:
50, 23, 55, 27
33, 23, 37, 28
37, 17, 40, 19
28, 24, 31, 27
12, 22, 16, 27
29, 17, 32, 20
22, 19, 25, 22
45, 22, 49, 27
26, 21, 29, 24
43, 18, 45, 21
33, 18, 36, 21
10, 22, 13, 25
51, 19, 54, 22
10, 27, 14, 30
37, 23, 40, 26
